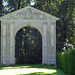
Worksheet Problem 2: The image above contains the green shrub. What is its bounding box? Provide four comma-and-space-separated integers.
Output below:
63, 52, 67, 73
61, 52, 64, 70
56, 53, 61, 68
56, 53, 58, 67
67, 51, 72, 75
56, 49, 75, 75
58, 53, 61, 69
61, 52, 67, 73
70, 49, 75, 75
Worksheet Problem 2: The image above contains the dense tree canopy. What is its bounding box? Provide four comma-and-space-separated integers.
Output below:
0, 0, 75, 52
33, 0, 75, 52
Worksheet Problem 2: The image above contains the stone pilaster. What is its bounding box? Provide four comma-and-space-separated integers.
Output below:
50, 22, 56, 65
2, 22, 7, 65
42, 22, 47, 65
6, 23, 10, 66
10, 23, 15, 65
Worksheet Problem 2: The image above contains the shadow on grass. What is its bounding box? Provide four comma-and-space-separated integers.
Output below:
18, 71, 67, 75
15, 64, 57, 69
17, 64, 67, 75
18, 72, 53, 75
0, 64, 67, 75
0, 64, 57, 70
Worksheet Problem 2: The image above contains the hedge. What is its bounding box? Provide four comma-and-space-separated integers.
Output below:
56, 49, 75, 75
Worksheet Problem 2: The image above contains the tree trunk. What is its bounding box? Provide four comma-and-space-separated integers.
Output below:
18, 0, 21, 9
63, 1, 68, 42
49, 0, 50, 6
0, 0, 3, 17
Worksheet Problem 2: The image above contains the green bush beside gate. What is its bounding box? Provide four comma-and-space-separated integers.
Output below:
56, 49, 75, 75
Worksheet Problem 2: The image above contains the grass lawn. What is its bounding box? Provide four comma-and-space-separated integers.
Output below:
0, 64, 67, 75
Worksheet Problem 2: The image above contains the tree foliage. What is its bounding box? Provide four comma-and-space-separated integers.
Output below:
0, 0, 75, 53
34, 0, 75, 52
33, 0, 75, 52
3, 0, 31, 13
0, 0, 3, 16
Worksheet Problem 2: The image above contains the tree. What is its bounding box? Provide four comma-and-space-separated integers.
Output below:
2, 0, 75, 53
55, 0, 75, 51
3, 0, 31, 13
0, 0, 3, 17
34, 0, 75, 52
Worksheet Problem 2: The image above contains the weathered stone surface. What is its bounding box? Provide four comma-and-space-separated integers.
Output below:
0, 6, 59, 66
0, 6, 59, 21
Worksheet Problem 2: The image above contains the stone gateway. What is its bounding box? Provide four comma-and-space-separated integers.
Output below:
0, 6, 59, 66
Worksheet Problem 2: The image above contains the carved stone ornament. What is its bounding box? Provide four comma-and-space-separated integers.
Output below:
0, 6, 59, 20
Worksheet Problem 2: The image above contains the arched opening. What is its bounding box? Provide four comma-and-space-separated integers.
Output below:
15, 26, 42, 64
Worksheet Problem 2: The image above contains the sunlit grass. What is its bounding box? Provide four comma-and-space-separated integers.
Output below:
0, 64, 67, 75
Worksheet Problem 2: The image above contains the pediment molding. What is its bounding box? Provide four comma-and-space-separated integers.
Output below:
0, 6, 59, 20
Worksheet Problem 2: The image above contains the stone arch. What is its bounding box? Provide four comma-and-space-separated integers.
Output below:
0, 21, 58, 66
15, 25, 42, 64
0, 6, 59, 66
14, 21, 43, 37
15, 24, 42, 37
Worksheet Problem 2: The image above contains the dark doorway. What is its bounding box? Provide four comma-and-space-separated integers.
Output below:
15, 26, 42, 64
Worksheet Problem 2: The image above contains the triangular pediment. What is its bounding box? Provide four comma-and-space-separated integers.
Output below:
0, 6, 59, 20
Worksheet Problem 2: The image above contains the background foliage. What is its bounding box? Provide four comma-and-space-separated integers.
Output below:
0, 0, 74, 52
